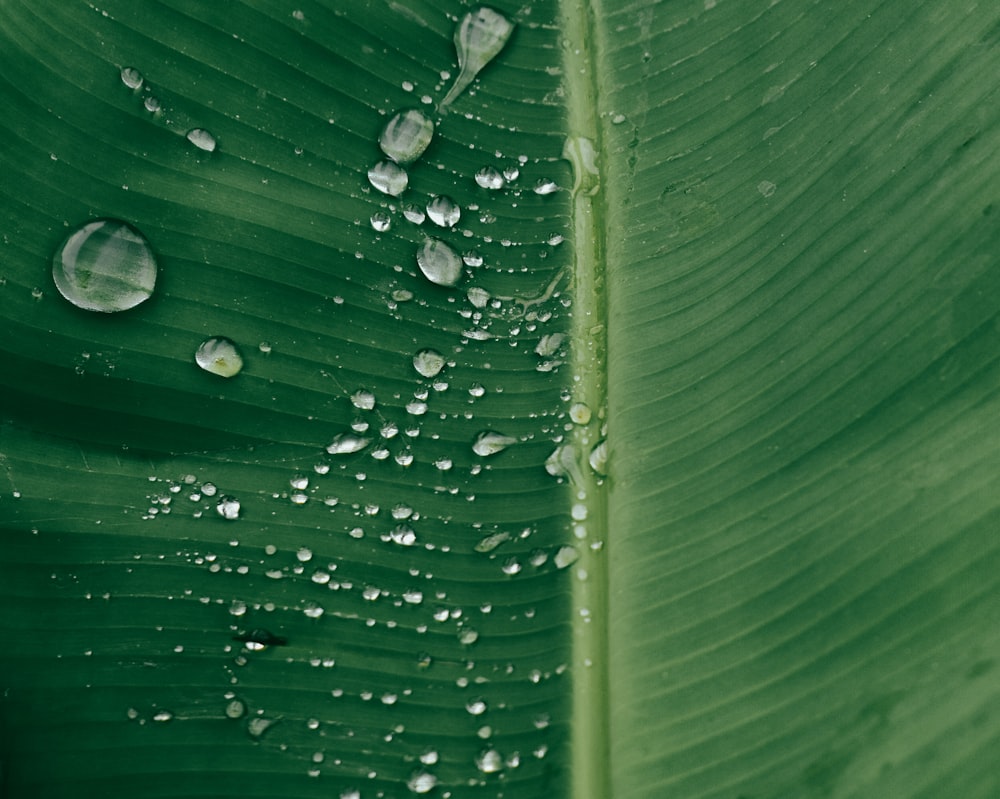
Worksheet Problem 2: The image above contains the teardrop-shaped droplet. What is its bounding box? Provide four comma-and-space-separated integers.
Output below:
368, 160, 409, 196
426, 195, 460, 228
475, 166, 505, 189
326, 433, 371, 455
52, 219, 157, 312
195, 337, 243, 377
472, 431, 516, 456
416, 238, 463, 287
413, 349, 445, 378
120, 66, 143, 90
186, 128, 217, 152
441, 8, 516, 109
379, 109, 434, 164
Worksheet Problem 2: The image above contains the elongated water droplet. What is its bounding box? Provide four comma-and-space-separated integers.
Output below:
413, 348, 446, 378
327, 433, 370, 455
426, 195, 460, 228
120, 66, 143, 90
52, 219, 157, 312
475, 165, 505, 189
475, 531, 510, 553
473, 431, 516, 456
535, 333, 565, 357
416, 238, 462, 287
196, 337, 243, 377
186, 128, 217, 152
589, 439, 607, 475
441, 7, 516, 109
379, 109, 434, 164
368, 160, 408, 196
533, 178, 559, 195
247, 716, 277, 738
555, 545, 579, 569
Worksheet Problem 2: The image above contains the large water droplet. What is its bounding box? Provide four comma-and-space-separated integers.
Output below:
407, 771, 437, 794
426, 195, 460, 228
195, 337, 243, 378
52, 219, 157, 312
120, 66, 143, 90
472, 431, 516, 456
368, 160, 409, 196
413, 349, 446, 378
379, 109, 434, 164
476, 747, 503, 774
475, 165, 505, 189
416, 238, 463, 287
441, 8, 516, 109
186, 128, 217, 152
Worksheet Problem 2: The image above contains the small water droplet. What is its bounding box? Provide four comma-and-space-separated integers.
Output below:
554, 545, 579, 569
466, 698, 487, 715
426, 195, 460, 228
152, 710, 173, 722
379, 109, 435, 164
406, 770, 437, 794
326, 433, 370, 455
52, 219, 157, 312
413, 348, 446, 378
462, 250, 484, 267
466, 286, 490, 308
390, 525, 417, 546
535, 333, 565, 356
475, 531, 510, 552
143, 96, 161, 113
476, 747, 503, 774
469, 383, 486, 398
195, 337, 243, 378
441, 7, 516, 109
475, 165, 505, 189
368, 160, 409, 196
247, 716, 277, 738
416, 238, 463, 286
120, 66, 143, 90
225, 699, 246, 718
459, 627, 479, 645
216, 496, 241, 520
569, 403, 591, 425
186, 128, 217, 152
472, 431, 516, 456
420, 750, 439, 765
502, 165, 520, 181
370, 211, 391, 232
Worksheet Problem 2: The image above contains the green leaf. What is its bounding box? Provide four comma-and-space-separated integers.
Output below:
2, 1, 999, 798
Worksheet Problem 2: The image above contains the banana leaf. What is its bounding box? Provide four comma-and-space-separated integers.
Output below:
1, 1, 999, 797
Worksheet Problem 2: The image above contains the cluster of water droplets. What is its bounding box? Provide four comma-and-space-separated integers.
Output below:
118, 65, 217, 151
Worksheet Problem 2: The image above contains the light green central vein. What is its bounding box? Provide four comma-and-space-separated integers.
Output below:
559, 1, 611, 798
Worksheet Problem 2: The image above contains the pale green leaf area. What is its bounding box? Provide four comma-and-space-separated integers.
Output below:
1, 0, 999, 797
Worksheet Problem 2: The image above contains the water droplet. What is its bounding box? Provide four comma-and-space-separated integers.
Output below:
120, 66, 143, 90
462, 250, 483, 267
472, 431, 516, 456
390, 525, 417, 546
143, 96, 161, 113
416, 238, 463, 287
413, 348, 445, 378
459, 627, 479, 645
195, 337, 243, 378
402, 203, 426, 224
475, 531, 510, 552
467, 286, 490, 308
216, 496, 241, 520
476, 747, 503, 774
404, 770, 436, 795
326, 433, 370, 454
370, 211, 391, 232
589, 440, 607, 475
466, 698, 487, 715
569, 403, 591, 425
502, 165, 520, 181
152, 710, 173, 722
533, 178, 559, 195
426, 195, 460, 228
475, 165, 505, 189
186, 128, 217, 152
379, 109, 434, 164
441, 8, 516, 109
247, 716, 277, 738
51, 219, 157, 312
368, 160, 409, 196
419, 750, 439, 765
469, 383, 486, 398
351, 389, 376, 410
225, 699, 246, 718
